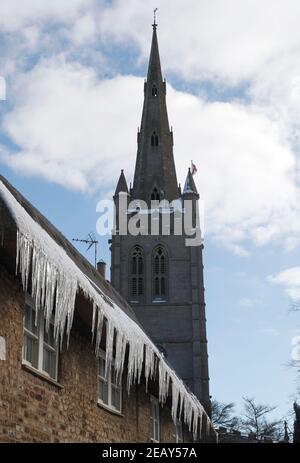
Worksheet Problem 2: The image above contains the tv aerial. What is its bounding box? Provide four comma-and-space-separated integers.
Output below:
72, 232, 99, 269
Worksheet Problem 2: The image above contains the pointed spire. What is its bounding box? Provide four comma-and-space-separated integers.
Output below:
183, 168, 198, 195
114, 170, 128, 196
147, 19, 163, 84
132, 24, 178, 202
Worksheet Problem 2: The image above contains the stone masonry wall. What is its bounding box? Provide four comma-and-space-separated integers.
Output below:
0, 264, 192, 443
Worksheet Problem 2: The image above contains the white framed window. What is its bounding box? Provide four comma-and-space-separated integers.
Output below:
150, 395, 160, 442
97, 350, 122, 413
23, 297, 58, 381
173, 419, 183, 443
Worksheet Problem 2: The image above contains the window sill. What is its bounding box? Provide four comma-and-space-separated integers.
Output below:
97, 400, 123, 417
22, 362, 63, 389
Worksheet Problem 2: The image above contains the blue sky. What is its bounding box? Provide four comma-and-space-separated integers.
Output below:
0, 0, 300, 424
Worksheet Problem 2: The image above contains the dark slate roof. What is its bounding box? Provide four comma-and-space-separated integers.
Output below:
0, 174, 139, 325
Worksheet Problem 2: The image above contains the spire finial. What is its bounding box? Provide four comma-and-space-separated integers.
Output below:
153, 8, 158, 29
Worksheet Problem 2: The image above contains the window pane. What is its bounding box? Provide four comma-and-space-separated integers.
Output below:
154, 277, 159, 296
44, 321, 56, 348
138, 257, 143, 274
161, 277, 166, 297
43, 347, 57, 379
24, 305, 38, 335
154, 257, 159, 274
150, 399, 159, 441
111, 364, 119, 386
111, 364, 121, 410
99, 356, 106, 378
155, 403, 159, 420
43, 348, 50, 374
98, 354, 109, 405
111, 385, 121, 411
131, 277, 137, 297
155, 421, 159, 441
175, 422, 183, 442
24, 334, 38, 369
161, 256, 165, 274
132, 256, 137, 274
138, 277, 143, 296
99, 379, 109, 405
150, 416, 154, 439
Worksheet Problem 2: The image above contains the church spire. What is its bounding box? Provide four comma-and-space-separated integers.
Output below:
132, 23, 179, 203
147, 16, 163, 85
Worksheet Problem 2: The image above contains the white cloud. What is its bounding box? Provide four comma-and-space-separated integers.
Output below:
70, 13, 97, 45
100, 1, 300, 164
1, 59, 141, 191
100, 0, 300, 85
0, 76, 6, 100
0, 0, 94, 31
1, 1, 300, 254
167, 86, 300, 251
3, 0, 300, 92
1, 58, 300, 253
268, 267, 300, 300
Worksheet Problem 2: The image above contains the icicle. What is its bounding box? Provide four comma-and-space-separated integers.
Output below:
114, 330, 126, 383
206, 415, 211, 437
144, 344, 155, 391
105, 320, 114, 378
0, 178, 214, 440
16, 229, 20, 275
91, 302, 96, 343
158, 360, 170, 404
171, 381, 179, 421
198, 408, 203, 440
95, 309, 104, 355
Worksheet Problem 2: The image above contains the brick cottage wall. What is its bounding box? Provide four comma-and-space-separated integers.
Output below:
0, 264, 192, 443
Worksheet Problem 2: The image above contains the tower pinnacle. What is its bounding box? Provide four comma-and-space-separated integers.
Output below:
114, 169, 129, 197
183, 168, 198, 196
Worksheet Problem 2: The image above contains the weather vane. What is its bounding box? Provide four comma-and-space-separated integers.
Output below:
153, 8, 158, 26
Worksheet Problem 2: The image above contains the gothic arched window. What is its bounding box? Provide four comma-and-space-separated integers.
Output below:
151, 187, 160, 201
152, 246, 168, 301
151, 131, 159, 147
152, 85, 158, 97
130, 246, 144, 301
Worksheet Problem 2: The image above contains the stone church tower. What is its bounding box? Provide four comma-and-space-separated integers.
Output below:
110, 22, 211, 414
